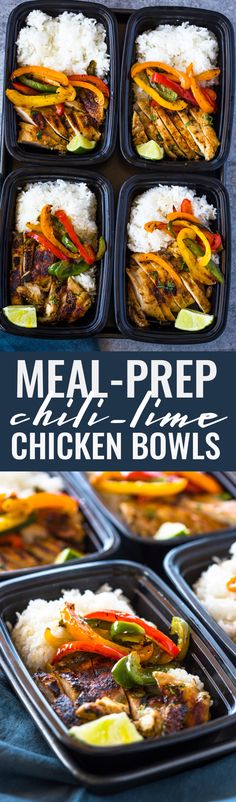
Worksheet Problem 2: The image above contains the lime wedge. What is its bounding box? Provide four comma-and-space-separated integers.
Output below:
54, 547, 83, 564
67, 134, 96, 153
3, 306, 37, 328
136, 140, 164, 160
175, 309, 214, 331
154, 522, 190, 541
69, 713, 143, 747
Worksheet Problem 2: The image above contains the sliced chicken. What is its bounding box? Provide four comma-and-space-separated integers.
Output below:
10, 233, 24, 304
190, 109, 220, 159
58, 277, 92, 323
18, 122, 68, 152
132, 109, 148, 146
127, 280, 149, 328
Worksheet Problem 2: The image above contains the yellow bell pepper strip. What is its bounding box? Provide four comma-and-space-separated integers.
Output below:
187, 64, 214, 112
44, 627, 69, 648
91, 473, 187, 497
68, 80, 105, 122
188, 225, 212, 267
6, 87, 68, 108
195, 68, 220, 82
133, 74, 187, 111
24, 492, 78, 515
131, 61, 190, 89
136, 253, 184, 288
11, 65, 69, 87
65, 85, 76, 101
170, 618, 190, 661
226, 576, 236, 593
177, 225, 211, 269
39, 205, 78, 260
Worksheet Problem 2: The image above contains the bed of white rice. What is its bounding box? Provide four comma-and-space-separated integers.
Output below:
0, 472, 64, 497
127, 185, 217, 253
16, 10, 110, 78
136, 22, 218, 75
11, 587, 133, 672
194, 542, 236, 642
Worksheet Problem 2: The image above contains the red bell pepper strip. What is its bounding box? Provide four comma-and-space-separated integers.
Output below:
151, 72, 196, 105
181, 199, 193, 214
51, 639, 127, 664
68, 74, 109, 98
85, 611, 180, 657
54, 210, 96, 265
55, 103, 64, 116
26, 231, 70, 261
12, 81, 38, 95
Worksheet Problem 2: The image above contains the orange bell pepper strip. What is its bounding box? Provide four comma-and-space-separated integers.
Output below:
51, 603, 129, 665
26, 231, 70, 261
133, 74, 187, 111
136, 253, 184, 288
40, 205, 78, 260
11, 65, 69, 87
54, 210, 96, 265
24, 492, 78, 515
92, 472, 187, 497
164, 472, 222, 494
131, 61, 190, 88
85, 611, 180, 658
226, 576, 236, 593
68, 74, 109, 97
195, 68, 220, 82
181, 199, 193, 214
187, 64, 214, 112
167, 211, 203, 224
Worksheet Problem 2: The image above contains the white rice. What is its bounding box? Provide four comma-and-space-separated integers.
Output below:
16, 10, 110, 78
194, 542, 236, 642
127, 185, 217, 253
15, 180, 97, 245
0, 471, 63, 497
161, 667, 203, 692
12, 586, 133, 671
136, 22, 218, 75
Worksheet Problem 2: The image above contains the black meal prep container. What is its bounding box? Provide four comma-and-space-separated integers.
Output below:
164, 532, 236, 665
119, 7, 235, 172
3, 0, 119, 167
1, 558, 236, 792
65, 472, 236, 575
114, 174, 231, 344
0, 471, 120, 581
0, 167, 114, 339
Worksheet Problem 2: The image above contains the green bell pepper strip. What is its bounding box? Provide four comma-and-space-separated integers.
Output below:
151, 81, 178, 102
170, 617, 190, 661
185, 238, 224, 284
48, 260, 91, 280
112, 652, 156, 688
61, 234, 78, 253
96, 236, 106, 261
110, 621, 145, 643
20, 75, 57, 94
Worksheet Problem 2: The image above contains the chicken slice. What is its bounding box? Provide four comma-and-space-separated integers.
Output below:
171, 112, 201, 157
190, 109, 220, 159
17, 282, 46, 310
132, 109, 148, 146
38, 278, 63, 322
64, 103, 101, 142
39, 107, 69, 140
59, 277, 92, 323
18, 122, 68, 152
127, 280, 149, 328
180, 274, 211, 312
153, 106, 197, 160
127, 267, 166, 322
177, 110, 212, 160
10, 232, 24, 304
136, 98, 177, 159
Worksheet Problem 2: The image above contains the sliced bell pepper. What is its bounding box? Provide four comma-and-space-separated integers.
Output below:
52, 639, 127, 664
12, 81, 38, 95
68, 74, 109, 97
92, 473, 187, 497
149, 72, 195, 104
110, 621, 145, 643
112, 652, 156, 689
176, 228, 197, 270
19, 75, 57, 94
11, 65, 69, 87
189, 225, 212, 267
226, 576, 236, 593
25, 492, 78, 515
187, 64, 214, 112
84, 611, 180, 657
170, 617, 190, 661
165, 471, 222, 494
181, 199, 193, 214
26, 231, 71, 261
133, 74, 187, 111
44, 627, 69, 648
51, 603, 129, 664
54, 210, 96, 265
6, 87, 68, 108
185, 239, 223, 284
167, 211, 203, 225
40, 205, 77, 260
144, 221, 169, 233
136, 252, 184, 288
195, 68, 220, 82
131, 61, 190, 89
56, 103, 65, 116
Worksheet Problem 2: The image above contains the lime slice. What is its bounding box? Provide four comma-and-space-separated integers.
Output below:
54, 547, 83, 564
67, 134, 96, 153
3, 306, 37, 328
154, 522, 190, 541
175, 309, 214, 331
136, 140, 164, 160
69, 713, 143, 747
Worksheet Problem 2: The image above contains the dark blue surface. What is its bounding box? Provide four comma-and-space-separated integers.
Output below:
0, 333, 99, 351
0, 672, 236, 802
